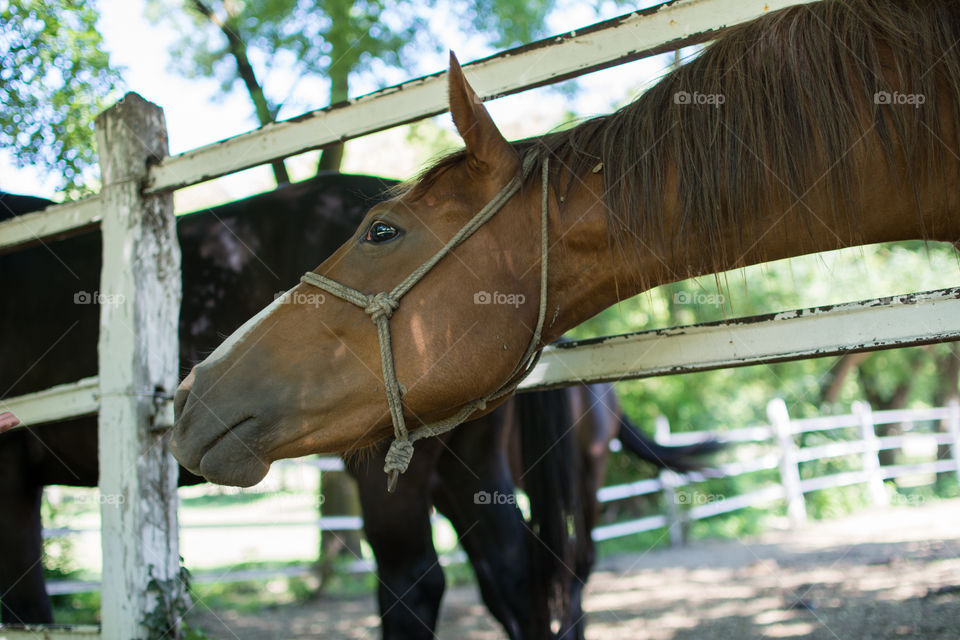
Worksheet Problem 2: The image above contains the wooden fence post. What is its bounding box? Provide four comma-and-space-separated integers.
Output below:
95, 92, 182, 639
767, 398, 807, 527
656, 415, 685, 546
853, 401, 889, 506
948, 399, 960, 484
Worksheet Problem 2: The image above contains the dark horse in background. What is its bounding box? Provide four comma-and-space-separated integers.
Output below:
0, 183, 713, 639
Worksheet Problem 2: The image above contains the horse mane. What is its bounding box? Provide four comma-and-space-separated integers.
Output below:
412, 0, 960, 285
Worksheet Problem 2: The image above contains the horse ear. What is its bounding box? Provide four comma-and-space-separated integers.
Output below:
447, 51, 519, 176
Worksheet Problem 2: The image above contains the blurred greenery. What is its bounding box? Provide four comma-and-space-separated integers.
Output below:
40, 493, 82, 579
42, 499, 99, 625
581, 239, 960, 545
179, 488, 290, 509
50, 591, 100, 626
0, 0, 122, 195
575, 241, 959, 429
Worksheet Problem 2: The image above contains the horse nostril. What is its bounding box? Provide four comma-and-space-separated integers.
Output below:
174, 368, 197, 420
174, 386, 190, 421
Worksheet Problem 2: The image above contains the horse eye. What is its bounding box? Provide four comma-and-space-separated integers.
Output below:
364, 220, 400, 243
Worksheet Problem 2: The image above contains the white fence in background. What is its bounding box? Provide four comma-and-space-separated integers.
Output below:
593, 398, 960, 542
44, 398, 960, 594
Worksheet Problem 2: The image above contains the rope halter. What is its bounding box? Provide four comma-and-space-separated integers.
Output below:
301, 151, 551, 492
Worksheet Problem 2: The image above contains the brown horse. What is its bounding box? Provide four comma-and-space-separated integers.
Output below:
172, 0, 960, 489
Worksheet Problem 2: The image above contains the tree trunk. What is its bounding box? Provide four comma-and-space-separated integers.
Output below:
192, 0, 289, 184
935, 343, 960, 491
858, 353, 924, 468
317, 470, 364, 590
820, 352, 870, 407
316, 35, 350, 172
876, 382, 911, 468
317, 143, 344, 173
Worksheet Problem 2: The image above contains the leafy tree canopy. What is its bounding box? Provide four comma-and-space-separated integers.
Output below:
0, 0, 122, 195
146, 0, 557, 176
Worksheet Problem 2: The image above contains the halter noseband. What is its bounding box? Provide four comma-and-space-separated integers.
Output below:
301, 151, 551, 492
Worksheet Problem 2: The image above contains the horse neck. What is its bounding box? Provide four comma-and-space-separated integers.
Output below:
542, 155, 958, 342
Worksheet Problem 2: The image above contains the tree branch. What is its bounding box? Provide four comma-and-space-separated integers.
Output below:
192, 0, 289, 184
819, 352, 870, 406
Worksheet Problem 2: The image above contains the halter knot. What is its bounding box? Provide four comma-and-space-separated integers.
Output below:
365, 292, 399, 321
383, 437, 414, 475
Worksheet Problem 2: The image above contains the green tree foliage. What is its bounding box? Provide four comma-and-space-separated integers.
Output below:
577, 242, 959, 496
589, 241, 959, 542
0, 0, 121, 195
146, 0, 557, 177
572, 241, 960, 433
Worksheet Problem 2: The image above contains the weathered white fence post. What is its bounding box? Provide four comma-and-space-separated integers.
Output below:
767, 398, 807, 527
656, 415, 686, 546
95, 92, 182, 639
947, 398, 960, 483
853, 401, 889, 506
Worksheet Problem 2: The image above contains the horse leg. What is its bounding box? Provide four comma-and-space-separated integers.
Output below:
431, 411, 533, 640
559, 450, 600, 640
556, 384, 622, 640
0, 431, 53, 624
347, 437, 447, 640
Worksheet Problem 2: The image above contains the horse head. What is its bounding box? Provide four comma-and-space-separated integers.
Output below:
171, 54, 555, 487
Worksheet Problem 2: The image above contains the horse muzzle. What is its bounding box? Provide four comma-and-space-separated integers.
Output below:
170, 366, 271, 487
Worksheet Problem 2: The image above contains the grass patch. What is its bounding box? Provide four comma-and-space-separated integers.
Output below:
689, 505, 778, 540
180, 489, 296, 509
596, 528, 670, 557
50, 591, 100, 625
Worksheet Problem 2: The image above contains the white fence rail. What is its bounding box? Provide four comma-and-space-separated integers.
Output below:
592, 399, 960, 540
0, 196, 102, 254
518, 288, 960, 391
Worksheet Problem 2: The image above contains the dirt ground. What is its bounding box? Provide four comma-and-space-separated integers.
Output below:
189, 499, 960, 639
